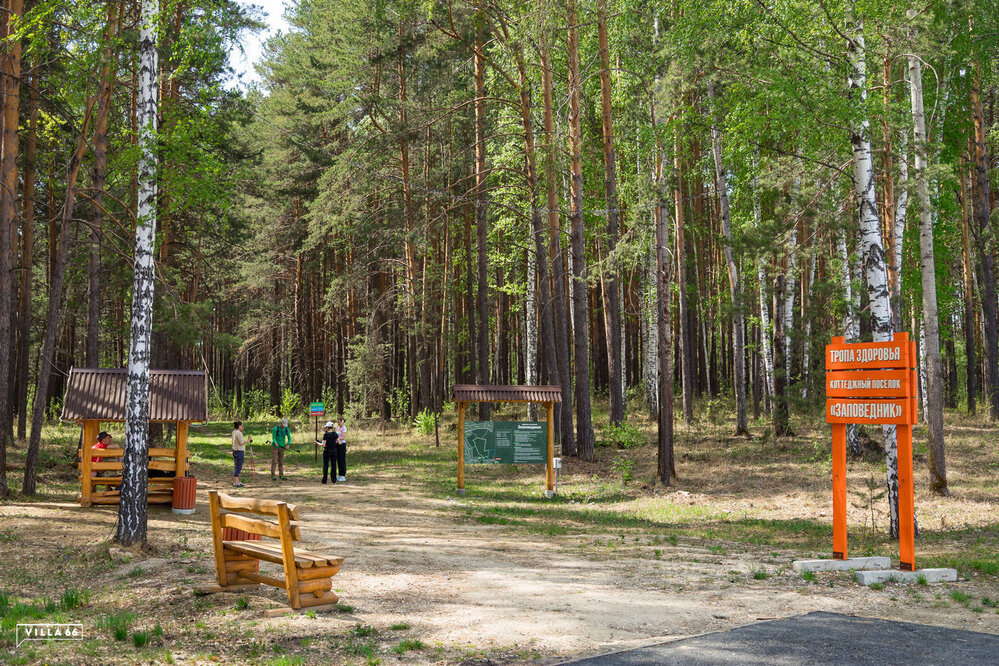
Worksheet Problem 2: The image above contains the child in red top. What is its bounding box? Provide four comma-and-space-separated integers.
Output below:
91, 431, 113, 477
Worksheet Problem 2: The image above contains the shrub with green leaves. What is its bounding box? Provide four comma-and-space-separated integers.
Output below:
280, 388, 302, 420
413, 408, 435, 436
601, 422, 646, 449
611, 456, 635, 482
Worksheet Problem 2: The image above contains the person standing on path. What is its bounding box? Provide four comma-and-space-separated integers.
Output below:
318, 421, 339, 484
231, 421, 251, 487
271, 418, 291, 480
334, 417, 348, 482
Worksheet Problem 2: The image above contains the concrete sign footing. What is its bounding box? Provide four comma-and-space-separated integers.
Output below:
854, 568, 958, 585
792, 556, 890, 573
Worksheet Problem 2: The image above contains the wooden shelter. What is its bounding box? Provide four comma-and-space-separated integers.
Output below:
452, 385, 562, 496
61, 368, 208, 507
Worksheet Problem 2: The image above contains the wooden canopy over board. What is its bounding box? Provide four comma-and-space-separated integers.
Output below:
61, 368, 208, 423
452, 384, 561, 404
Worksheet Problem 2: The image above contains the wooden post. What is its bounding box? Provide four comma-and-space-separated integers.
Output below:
208, 491, 229, 586
831, 423, 847, 559
79, 420, 99, 506
175, 421, 188, 477
457, 401, 466, 495
545, 401, 555, 495
277, 501, 302, 608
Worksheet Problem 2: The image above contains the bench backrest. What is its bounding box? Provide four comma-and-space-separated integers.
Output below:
209, 491, 302, 542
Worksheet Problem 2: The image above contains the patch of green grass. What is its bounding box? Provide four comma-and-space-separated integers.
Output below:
60, 588, 88, 610
97, 611, 136, 641
392, 638, 426, 654
982, 597, 998, 608
972, 606, 984, 613
234, 596, 250, 611
916, 574, 928, 586
868, 583, 885, 590
127, 566, 145, 578
389, 622, 411, 631
800, 571, 816, 582
133, 630, 150, 647
265, 657, 304, 666
335, 603, 354, 613
0, 595, 53, 641
344, 639, 378, 659
951, 590, 972, 604
752, 570, 769, 580
351, 623, 376, 637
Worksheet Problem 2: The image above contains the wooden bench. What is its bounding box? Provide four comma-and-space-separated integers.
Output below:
207, 491, 343, 610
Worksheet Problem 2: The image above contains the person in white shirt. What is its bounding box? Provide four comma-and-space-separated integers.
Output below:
231, 421, 251, 487
334, 418, 348, 482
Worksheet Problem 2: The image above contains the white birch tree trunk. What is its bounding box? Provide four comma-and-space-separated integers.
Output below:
754, 164, 774, 409
642, 228, 658, 415
893, 128, 908, 306
117, 0, 159, 546
801, 255, 817, 399
758, 263, 774, 405
847, 14, 901, 537
783, 180, 800, 364
708, 80, 748, 435
907, 39, 947, 492
838, 232, 862, 455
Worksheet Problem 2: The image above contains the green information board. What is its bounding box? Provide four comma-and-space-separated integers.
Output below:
463, 421, 548, 465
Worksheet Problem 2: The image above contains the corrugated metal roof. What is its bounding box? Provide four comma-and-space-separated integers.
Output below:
61, 368, 208, 422
452, 384, 562, 403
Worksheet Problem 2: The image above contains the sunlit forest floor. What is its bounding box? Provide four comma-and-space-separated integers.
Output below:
1, 399, 997, 664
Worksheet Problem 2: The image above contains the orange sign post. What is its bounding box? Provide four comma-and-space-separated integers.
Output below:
825, 331, 917, 571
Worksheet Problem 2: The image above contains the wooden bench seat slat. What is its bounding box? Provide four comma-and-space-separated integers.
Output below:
83, 477, 175, 486
223, 541, 341, 568
83, 447, 180, 459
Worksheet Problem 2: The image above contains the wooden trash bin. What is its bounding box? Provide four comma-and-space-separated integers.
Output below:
171, 476, 197, 515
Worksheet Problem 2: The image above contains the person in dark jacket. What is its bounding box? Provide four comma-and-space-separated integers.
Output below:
317, 421, 339, 484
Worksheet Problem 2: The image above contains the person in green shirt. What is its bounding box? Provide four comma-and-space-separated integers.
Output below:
271, 418, 291, 480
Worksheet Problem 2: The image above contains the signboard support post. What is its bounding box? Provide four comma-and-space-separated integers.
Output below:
898, 422, 915, 571
831, 422, 847, 560
456, 401, 465, 496
309, 402, 325, 462
545, 401, 555, 497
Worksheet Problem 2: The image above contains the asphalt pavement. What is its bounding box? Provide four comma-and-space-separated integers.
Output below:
561, 611, 999, 665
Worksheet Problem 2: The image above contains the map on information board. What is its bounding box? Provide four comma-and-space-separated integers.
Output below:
464, 421, 547, 464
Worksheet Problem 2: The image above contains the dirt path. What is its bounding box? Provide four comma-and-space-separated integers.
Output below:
2, 458, 997, 663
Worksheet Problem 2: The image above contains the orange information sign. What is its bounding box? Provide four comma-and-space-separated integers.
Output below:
824, 331, 917, 572
825, 398, 912, 425
825, 369, 910, 398
826, 338, 910, 370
